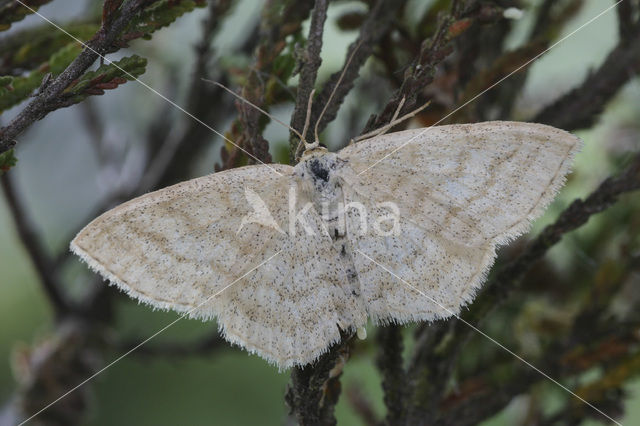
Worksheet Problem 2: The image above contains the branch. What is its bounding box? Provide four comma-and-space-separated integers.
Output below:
309, 0, 407, 138
376, 324, 406, 425
362, 0, 465, 133
405, 320, 459, 424
285, 335, 352, 426
288, 0, 329, 158
615, 0, 635, 40
480, 0, 586, 121
150, 0, 235, 187
220, 0, 314, 168
434, 302, 640, 425
533, 24, 640, 131
0, 172, 67, 316
0, 0, 154, 154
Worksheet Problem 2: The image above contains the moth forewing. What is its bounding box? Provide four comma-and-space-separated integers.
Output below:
338, 121, 582, 247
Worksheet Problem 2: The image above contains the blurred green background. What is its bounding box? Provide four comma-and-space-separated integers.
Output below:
1, 0, 639, 424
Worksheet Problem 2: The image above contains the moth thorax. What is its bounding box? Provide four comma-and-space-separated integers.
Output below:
295, 152, 341, 193
294, 152, 346, 228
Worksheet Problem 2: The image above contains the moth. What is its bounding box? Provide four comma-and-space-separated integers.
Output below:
71, 121, 580, 369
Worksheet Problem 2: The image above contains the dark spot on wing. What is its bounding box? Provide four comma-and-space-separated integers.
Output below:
347, 269, 357, 281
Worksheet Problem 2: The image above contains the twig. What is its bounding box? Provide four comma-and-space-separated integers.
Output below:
0, 0, 155, 154
533, 24, 640, 131
616, 0, 635, 40
152, 0, 235, 187
434, 306, 640, 425
288, 0, 329, 159
0, 173, 68, 316
221, 0, 315, 168
530, 0, 560, 40
309, 0, 408, 139
405, 320, 459, 424
376, 324, 406, 425
487, 0, 586, 121
362, 0, 463, 134
285, 335, 352, 426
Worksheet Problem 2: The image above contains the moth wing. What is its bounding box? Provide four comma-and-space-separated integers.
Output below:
72, 164, 364, 368
72, 164, 292, 310
343, 187, 494, 323
338, 121, 581, 247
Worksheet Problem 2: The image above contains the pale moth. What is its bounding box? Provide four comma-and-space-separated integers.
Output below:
71, 119, 580, 369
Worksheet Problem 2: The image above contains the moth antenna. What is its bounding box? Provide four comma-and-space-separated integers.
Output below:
204, 79, 307, 143
313, 39, 363, 145
354, 99, 432, 143
296, 89, 318, 160
390, 96, 406, 123
301, 88, 316, 145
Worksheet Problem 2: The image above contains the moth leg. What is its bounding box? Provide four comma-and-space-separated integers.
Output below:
353, 97, 431, 143
389, 96, 406, 123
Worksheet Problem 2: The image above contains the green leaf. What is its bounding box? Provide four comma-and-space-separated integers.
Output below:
0, 0, 53, 32
0, 70, 44, 112
272, 51, 296, 81
0, 43, 82, 112
123, 0, 205, 41
63, 55, 148, 104
0, 149, 17, 173
0, 22, 98, 73
48, 43, 83, 75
